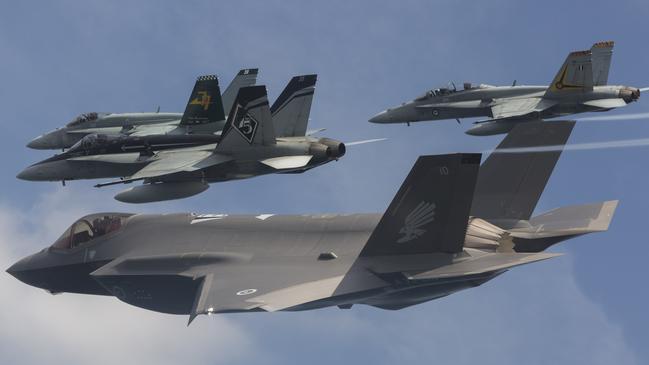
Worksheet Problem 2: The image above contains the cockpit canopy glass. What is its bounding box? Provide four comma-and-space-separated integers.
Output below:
66, 112, 109, 127
51, 213, 133, 250
414, 86, 456, 101
68, 133, 115, 153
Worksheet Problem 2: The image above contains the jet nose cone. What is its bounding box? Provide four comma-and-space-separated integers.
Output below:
27, 135, 48, 149
6, 255, 33, 281
16, 165, 41, 181
369, 110, 392, 124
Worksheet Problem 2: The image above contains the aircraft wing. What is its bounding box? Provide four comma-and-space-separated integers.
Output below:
94, 149, 231, 187
126, 123, 179, 136
90, 253, 355, 325
490, 98, 556, 119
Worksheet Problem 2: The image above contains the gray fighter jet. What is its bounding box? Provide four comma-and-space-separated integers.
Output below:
18, 81, 352, 203
7, 121, 617, 324
370, 41, 646, 135
26, 69, 259, 150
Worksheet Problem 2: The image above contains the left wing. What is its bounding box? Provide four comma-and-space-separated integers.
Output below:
90, 252, 355, 325
490, 98, 556, 119
95, 149, 230, 187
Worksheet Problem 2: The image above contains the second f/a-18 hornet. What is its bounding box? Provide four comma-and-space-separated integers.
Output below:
370, 41, 647, 135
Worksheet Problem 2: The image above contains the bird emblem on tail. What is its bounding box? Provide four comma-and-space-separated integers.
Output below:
397, 201, 436, 243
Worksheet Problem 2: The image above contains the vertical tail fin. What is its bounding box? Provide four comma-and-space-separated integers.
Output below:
470, 121, 575, 221
180, 75, 225, 126
360, 154, 481, 256
221, 68, 259, 117
271, 74, 317, 137
216, 85, 276, 151
546, 49, 593, 95
590, 41, 614, 86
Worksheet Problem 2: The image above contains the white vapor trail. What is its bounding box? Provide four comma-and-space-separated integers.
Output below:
575, 111, 649, 122
490, 137, 649, 154
345, 138, 387, 146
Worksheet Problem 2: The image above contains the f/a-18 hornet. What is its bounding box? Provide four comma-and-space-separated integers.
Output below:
26, 69, 259, 150
8, 121, 617, 325
370, 41, 647, 135
18, 78, 365, 203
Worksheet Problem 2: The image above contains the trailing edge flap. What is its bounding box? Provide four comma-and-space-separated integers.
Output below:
221, 68, 259, 117
260, 155, 313, 169
410, 252, 560, 280
490, 98, 556, 119
582, 98, 627, 109
217, 85, 276, 151
360, 153, 481, 257
508, 200, 618, 239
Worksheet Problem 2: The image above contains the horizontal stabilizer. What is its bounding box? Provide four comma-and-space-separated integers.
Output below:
582, 98, 627, 109
260, 155, 313, 169
411, 251, 560, 280
510, 200, 618, 239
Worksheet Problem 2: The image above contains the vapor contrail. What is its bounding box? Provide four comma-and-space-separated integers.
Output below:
490, 137, 649, 154
574, 111, 649, 122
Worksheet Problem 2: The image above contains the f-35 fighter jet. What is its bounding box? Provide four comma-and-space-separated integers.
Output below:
18, 81, 348, 203
27, 69, 259, 150
7, 121, 617, 324
370, 41, 646, 135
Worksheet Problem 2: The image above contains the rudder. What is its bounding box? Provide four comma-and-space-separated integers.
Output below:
271, 74, 317, 137
180, 75, 225, 126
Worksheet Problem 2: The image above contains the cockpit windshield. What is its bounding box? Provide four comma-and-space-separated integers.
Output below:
51, 213, 133, 250
66, 112, 109, 127
414, 86, 456, 101
68, 134, 113, 153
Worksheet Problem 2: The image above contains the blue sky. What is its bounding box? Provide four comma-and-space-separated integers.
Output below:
1, 1, 648, 364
